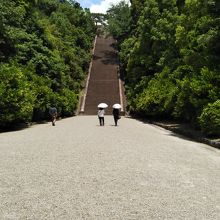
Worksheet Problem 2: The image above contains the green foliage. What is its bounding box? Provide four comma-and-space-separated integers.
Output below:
172, 66, 220, 122
58, 88, 78, 116
38, 0, 59, 16
125, 0, 179, 85
199, 100, 220, 136
30, 73, 56, 120
0, 64, 36, 126
111, 0, 220, 135
106, 1, 131, 41
0, 0, 96, 127
134, 68, 177, 117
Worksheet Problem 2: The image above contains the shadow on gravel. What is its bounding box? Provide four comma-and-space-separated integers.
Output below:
127, 116, 220, 150
0, 124, 30, 133
0, 121, 48, 133
167, 132, 197, 142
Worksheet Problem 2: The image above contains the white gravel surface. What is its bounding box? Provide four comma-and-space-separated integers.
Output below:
0, 116, 220, 220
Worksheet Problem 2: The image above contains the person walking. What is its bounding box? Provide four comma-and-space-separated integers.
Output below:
49, 107, 58, 126
112, 108, 120, 126
98, 108, 105, 126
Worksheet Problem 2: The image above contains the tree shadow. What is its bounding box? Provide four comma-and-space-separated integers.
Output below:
0, 123, 30, 133
101, 50, 119, 65
126, 116, 220, 149
0, 120, 48, 133
93, 54, 102, 60
110, 42, 118, 50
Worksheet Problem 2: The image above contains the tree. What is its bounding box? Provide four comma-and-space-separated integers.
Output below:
0, 0, 96, 127
112, 0, 220, 135
91, 13, 107, 26
106, 1, 131, 41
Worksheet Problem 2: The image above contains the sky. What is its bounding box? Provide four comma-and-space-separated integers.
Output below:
76, 0, 130, 14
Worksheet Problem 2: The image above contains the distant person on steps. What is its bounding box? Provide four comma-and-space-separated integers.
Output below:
98, 108, 105, 126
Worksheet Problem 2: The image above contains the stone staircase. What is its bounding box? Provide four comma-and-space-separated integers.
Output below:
81, 36, 124, 115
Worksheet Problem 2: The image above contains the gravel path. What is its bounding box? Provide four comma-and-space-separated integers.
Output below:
0, 116, 220, 220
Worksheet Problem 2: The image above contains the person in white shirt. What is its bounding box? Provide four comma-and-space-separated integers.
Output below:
98, 108, 105, 126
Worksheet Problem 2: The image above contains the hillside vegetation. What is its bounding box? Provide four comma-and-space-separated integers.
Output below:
107, 0, 220, 136
0, 0, 95, 127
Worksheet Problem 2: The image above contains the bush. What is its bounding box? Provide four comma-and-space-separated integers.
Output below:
0, 64, 36, 127
32, 79, 56, 121
58, 88, 78, 116
199, 100, 220, 136
135, 67, 177, 117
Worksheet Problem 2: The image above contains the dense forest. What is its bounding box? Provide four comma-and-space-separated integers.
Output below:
0, 0, 96, 127
107, 0, 220, 136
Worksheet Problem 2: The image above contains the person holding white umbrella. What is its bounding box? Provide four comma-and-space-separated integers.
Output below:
97, 103, 108, 126
112, 103, 121, 126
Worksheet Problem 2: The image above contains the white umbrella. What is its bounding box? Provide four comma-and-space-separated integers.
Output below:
98, 103, 108, 108
112, 103, 121, 109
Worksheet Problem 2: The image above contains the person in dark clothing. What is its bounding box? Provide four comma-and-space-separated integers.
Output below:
112, 108, 120, 126
49, 107, 57, 126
